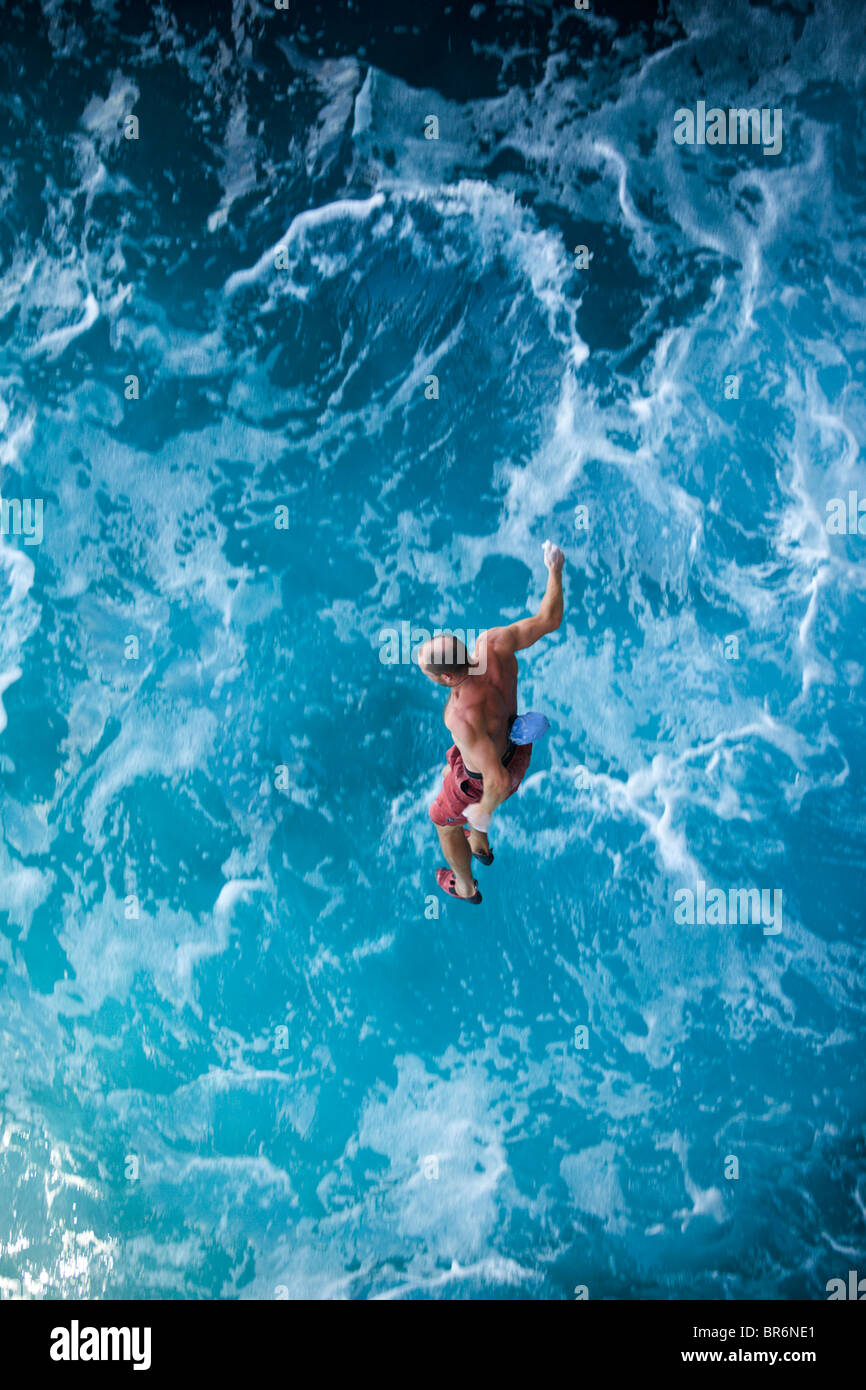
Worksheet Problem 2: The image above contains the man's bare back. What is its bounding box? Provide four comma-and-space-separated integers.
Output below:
444, 632, 518, 772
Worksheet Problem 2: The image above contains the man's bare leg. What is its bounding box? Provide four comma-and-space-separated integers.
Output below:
435, 824, 477, 898
466, 827, 490, 860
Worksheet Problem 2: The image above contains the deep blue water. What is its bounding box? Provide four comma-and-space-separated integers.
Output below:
0, 0, 864, 1300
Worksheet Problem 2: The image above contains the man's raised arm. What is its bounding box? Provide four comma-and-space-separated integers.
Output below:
501, 541, 565, 652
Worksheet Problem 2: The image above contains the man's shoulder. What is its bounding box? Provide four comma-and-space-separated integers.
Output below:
481, 625, 515, 654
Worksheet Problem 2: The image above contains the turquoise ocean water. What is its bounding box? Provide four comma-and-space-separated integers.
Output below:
0, 0, 864, 1299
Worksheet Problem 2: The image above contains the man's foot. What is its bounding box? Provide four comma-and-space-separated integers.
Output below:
435, 868, 482, 904
464, 827, 494, 866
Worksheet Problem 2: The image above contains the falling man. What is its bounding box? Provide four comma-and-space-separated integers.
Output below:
417, 540, 565, 904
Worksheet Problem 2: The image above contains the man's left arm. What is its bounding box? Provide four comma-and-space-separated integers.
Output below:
456, 726, 511, 833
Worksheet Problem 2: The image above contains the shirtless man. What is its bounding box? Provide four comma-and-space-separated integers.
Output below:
417, 541, 565, 903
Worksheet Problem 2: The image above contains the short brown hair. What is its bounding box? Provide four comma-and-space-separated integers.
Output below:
420, 633, 472, 676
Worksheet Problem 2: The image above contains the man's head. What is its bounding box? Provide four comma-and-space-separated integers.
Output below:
417, 633, 477, 686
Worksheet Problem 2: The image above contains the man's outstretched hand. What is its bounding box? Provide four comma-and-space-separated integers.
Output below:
543, 539, 565, 573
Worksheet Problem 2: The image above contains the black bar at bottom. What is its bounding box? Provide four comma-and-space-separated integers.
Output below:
2, 1296, 861, 1376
